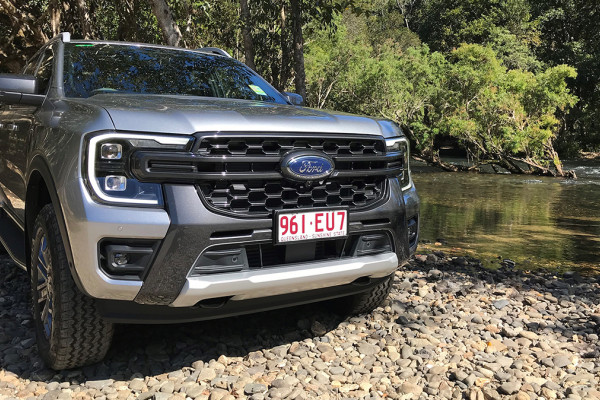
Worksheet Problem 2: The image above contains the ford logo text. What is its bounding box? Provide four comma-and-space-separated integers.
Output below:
281, 151, 334, 181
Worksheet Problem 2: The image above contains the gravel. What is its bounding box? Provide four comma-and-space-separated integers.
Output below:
0, 252, 599, 399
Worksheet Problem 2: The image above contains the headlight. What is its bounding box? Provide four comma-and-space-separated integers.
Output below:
385, 137, 412, 191
85, 133, 193, 206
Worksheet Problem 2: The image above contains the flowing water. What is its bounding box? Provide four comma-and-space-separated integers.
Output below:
412, 159, 600, 272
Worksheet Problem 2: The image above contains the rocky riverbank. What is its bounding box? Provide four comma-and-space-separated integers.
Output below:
0, 252, 599, 400
580, 152, 600, 160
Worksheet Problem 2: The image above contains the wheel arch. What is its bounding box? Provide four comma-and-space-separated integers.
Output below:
26, 157, 87, 294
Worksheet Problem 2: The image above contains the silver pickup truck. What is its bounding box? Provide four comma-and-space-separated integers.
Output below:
0, 32, 419, 369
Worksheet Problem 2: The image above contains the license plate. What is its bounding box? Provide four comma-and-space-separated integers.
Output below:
275, 209, 348, 244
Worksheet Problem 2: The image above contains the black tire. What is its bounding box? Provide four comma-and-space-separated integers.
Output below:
332, 275, 394, 316
30, 204, 114, 370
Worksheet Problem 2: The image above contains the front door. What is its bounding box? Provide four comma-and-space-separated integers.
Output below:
0, 103, 38, 223
0, 46, 53, 224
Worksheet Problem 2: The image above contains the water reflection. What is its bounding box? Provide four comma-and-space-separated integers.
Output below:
413, 162, 600, 271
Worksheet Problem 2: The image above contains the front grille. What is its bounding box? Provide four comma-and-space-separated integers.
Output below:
131, 133, 405, 217
199, 177, 385, 215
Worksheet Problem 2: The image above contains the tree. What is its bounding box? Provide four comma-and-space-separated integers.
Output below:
0, 0, 48, 72
239, 0, 256, 70
290, 0, 307, 99
529, 0, 600, 154
147, 0, 182, 46
75, 0, 93, 39
412, 0, 537, 53
2, 0, 594, 164
0, 0, 126, 72
233, 0, 351, 96
305, 11, 578, 176
442, 45, 577, 175
279, 1, 291, 91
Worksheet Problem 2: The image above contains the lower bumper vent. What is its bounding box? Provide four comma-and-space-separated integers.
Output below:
189, 233, 393, 276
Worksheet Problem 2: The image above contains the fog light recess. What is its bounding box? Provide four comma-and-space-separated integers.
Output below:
352, 233, 392, 256
99, 241, 159, 279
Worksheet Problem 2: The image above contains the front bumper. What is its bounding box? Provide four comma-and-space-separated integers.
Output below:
63, 177, 419, 307
96, 275, 392, 324
171, 252, 398, 307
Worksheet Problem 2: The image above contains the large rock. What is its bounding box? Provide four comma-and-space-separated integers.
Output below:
552, 354, 571, 368
197, 368, 217, 382
399, 382, 423, 396
244, 383, 267, 395
357, 343, 380, 356
498, 381, 521, 395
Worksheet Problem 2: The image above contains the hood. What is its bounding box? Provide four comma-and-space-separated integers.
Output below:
81, 94, 395, 137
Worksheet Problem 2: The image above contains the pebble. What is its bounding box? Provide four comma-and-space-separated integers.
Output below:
400, 382, 423, 395
0, 253, 597, 399
311, 320, 327, 336
519, 330, 538, 340
553, 354, 571, 368
357, 342, 379, 356
499, 381, 521, 395
401, 344, 413, 359
493, 299, 510, 310
244, 383, 267, 394
198, 368, 217, 381
128, 379, 145, 391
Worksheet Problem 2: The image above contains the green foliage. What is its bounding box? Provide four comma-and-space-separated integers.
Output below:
92, 1, 162, 43
529, 0, 600, 153
413, 0, 538, 53
305, 13, 578, 171
443, 49, 577, 163
487, 27, 542, 71
2, 0, 597, 162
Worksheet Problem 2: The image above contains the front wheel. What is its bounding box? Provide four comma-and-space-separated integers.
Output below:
330, 274, 394, 316
31, 204, 114, 369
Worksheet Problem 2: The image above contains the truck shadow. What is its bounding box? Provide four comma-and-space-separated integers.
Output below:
101, 302, 347, 380
0, 254, 347, 383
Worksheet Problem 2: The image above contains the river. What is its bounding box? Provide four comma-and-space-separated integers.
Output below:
412, 159, 600, 272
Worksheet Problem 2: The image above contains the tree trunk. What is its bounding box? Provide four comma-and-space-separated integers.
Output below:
279, 1, 290, 91
290, 0, 307, 101
147, 0, 182, 46
76, 0, 93, 39
50, 0, 62, 37
239, 0, 256, 70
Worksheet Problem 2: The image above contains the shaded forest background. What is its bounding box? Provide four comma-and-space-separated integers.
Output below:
1, 0, 599, 175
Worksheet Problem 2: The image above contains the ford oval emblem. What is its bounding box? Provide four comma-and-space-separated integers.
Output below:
281, 151, 334, 181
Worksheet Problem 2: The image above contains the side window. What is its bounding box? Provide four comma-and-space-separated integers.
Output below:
35, 47, 55, 94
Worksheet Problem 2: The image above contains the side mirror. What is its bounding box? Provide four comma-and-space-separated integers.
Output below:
284, 92, 304, 106
0, 74, 45, 106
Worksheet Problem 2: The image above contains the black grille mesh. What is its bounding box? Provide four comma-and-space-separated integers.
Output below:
194, 135, 390, 217
198, 136, 385, 156
199, 177, 385, 215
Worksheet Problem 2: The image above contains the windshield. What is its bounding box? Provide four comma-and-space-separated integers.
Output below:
62, 43, 286, 103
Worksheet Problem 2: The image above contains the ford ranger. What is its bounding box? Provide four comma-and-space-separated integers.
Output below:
0, 32, 419, 369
